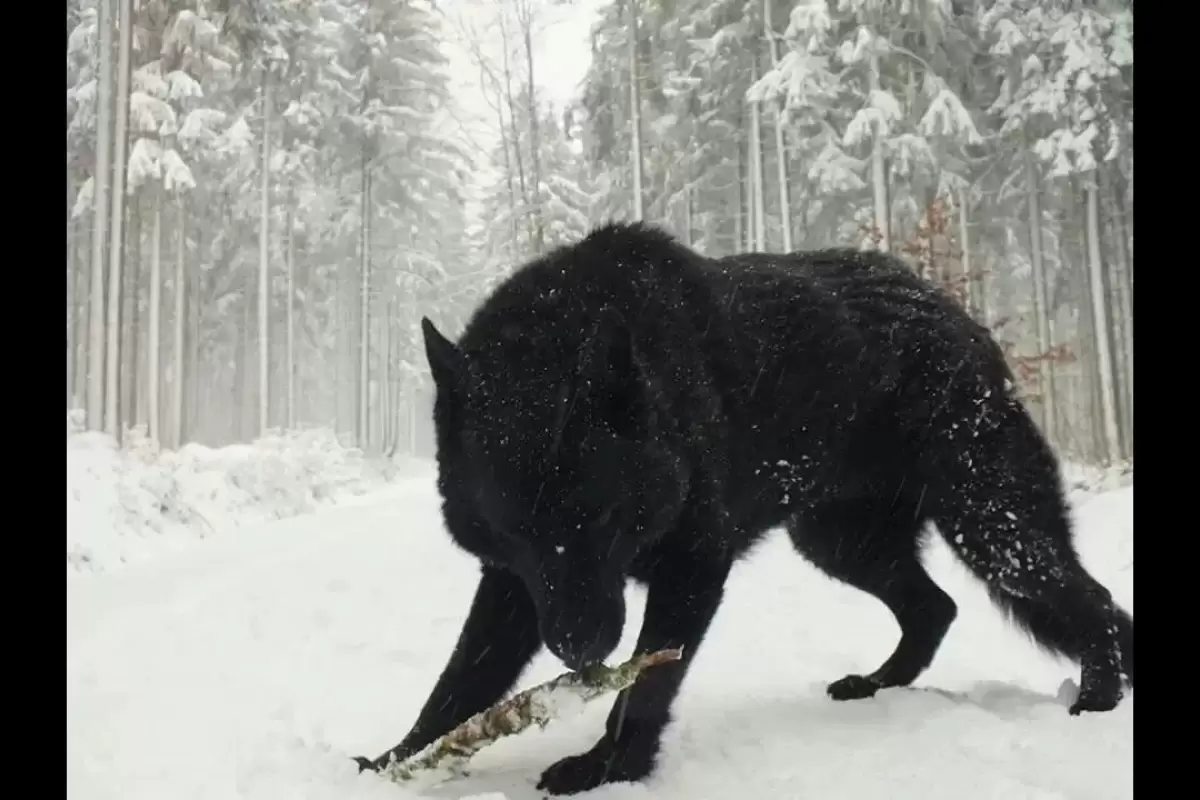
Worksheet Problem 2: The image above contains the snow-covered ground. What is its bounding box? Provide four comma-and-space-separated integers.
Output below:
67, 451, 1132, 800
67, 421, 423, 573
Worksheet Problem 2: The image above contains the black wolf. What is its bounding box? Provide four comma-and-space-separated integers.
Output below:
356, 222, 1133, 795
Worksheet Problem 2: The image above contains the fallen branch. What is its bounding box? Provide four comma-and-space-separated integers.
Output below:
380, 647, 684, 784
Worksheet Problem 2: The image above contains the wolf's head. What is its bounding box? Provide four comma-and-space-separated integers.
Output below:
421, 308, 690, 670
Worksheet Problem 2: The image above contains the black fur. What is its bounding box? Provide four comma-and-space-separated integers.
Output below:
356, 223, 1133, 794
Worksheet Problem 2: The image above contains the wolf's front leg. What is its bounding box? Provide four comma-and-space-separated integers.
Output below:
536, 541, 732, 795
356, 566, 542, 771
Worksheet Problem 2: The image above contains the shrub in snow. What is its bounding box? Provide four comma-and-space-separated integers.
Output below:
67, 407, 86, 438
1062, 459, 1134, 496
67, 423, 403, 573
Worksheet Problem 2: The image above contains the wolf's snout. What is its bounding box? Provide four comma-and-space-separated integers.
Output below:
545, 627, 613, 671
538, 588, 625, 671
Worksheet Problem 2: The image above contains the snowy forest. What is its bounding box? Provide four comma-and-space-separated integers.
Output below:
66, 0, 1133, 467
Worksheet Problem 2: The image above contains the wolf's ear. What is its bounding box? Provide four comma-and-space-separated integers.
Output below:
421, 317, 466, 393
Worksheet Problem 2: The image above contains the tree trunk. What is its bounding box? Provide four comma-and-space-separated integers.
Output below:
683, 183, 693, 247
763, 0, 792, 252
147, 188, 162, 442
493, 96, 519, 260
124, 194, 141, 432
975, 245, 991, 329
104, 0, 133, 440
1107, 175, 1133, 456
408, 389, 417, 454
787, 127, 808, 248
627, 0, 644, 221
957, 187, 974, 317
258, 69, 272, 436
67, 172, 76, 409
337, 257, 352, 441
186, 211, 205, 443
1025, 145, 1053, 441
74, 214, 91, 411
1084, 174, 1122, 463
359, 161, 371, 448
380, 295, 390, 455
521, 2, 544, 253
241, 286, 254, 441
498, 18, 528, 238
88, 0, 114, 432
703, 196, 715, 255
172, 194, 185, 448
378, 289, 390, 455
868, 48, 889, 251
734, 119, 745, 254
1071, 187, 1103, 463
1097, 194, 1125, 456
749, 59, 765, 253
285, 204, 295, 429
185, 237, 200, 443
390, 298, 401, 455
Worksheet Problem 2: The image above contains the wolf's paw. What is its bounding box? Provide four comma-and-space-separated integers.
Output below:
353, 756, 380, 773
827, 673, 883, 701
1068, 681, 1125, 715
536, 740, 653, 796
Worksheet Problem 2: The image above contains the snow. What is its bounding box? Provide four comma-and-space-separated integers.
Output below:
67, 459, 1132, 800
67, 421, 418, 574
